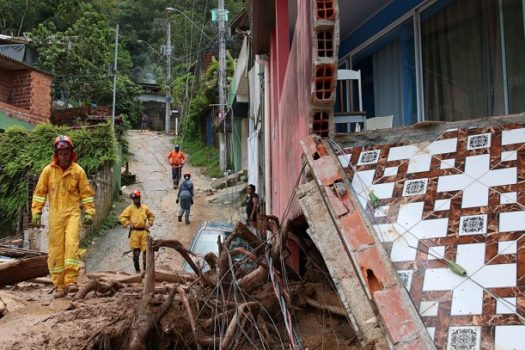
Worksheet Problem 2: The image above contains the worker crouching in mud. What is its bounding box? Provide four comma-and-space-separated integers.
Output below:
119, 190, 155, 273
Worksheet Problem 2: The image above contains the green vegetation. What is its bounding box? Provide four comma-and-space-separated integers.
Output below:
0, 123, 117, 233
173, 137, 221, 178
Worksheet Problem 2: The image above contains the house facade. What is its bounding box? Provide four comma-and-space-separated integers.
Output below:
0, 52, 52, 130
242, 0, 525, 348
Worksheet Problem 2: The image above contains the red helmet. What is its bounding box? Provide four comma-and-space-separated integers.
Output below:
54, 135, 74, 151
129, 190, 141, 199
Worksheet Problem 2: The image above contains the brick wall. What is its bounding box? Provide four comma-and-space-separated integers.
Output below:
30, 71, 52, 119
10, 70, 32, 110
0, 67, 10, 104
0, 68, 52, 125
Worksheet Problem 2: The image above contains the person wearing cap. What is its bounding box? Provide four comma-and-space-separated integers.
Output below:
31, 135, 96, 298
167, 144, 186, 189
119, 190, 155, 273
176, 172, 194, 224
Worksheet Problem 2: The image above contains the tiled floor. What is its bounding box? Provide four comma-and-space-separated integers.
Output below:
340, 125, 525, 350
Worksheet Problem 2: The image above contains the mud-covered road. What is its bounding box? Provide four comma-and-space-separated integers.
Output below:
85, 130, 241, 273
0, 130, 242, 349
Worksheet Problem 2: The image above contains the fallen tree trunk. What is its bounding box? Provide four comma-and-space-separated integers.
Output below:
0, 255, 48, 285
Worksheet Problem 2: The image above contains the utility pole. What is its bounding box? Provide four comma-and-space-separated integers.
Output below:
111, 24, 119, 128
218, 0, 226, 173
165, 20, 172, 133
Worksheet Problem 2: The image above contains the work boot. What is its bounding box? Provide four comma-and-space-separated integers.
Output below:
66, 283, 79, 294
185, 219, 190, 225
54, 288, 66, 298
133, 249, 141, 273
178, 215, 182, 223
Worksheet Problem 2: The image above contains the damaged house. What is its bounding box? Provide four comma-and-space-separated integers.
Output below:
234, 0, 525, 348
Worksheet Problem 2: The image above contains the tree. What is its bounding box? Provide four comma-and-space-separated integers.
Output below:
29, 5, 140, 120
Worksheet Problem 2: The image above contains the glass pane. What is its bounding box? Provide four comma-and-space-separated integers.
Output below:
421, 0, 504, 121
503, 0, 525, 113
352, 19, 416, 127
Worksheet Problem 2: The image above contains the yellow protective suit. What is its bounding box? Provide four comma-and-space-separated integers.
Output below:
119, 204, 155, 252
31, 159, 95, 289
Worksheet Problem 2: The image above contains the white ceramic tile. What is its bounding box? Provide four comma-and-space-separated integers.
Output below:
496, 297, 516, 314
372, 223, 398, 242
434, 199, 451, 211
397, 270, 413, 290
437, 154, 516, 208
440, 158, 455, 169
388, 144, 418, 161
459, 214, 487, 236
502, 127, 525, 145
426, 138, 458, 155
419, 301, 439, 316
500, 192, 517, 204
466, 133, 491, 150
447, 326, 481, 350
495, 325, 525, 350
374, 205, 390, 218
337, 154, 351, 168
352, 170, 375, 207
501, 150, 517, 162
500, 211, 525, 232
428, 246, 445, 260
383, 166, 398, 177
357, 150, 381, 165
445, 128, 459, 132
390, 202, 449, 262
424, 243, 515, 315
407, 153, 432, 173
426, 327, 436, 341
498, 240, 517, 255
402, 178, 428, 196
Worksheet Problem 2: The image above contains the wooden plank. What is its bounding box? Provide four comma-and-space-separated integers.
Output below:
0, 255, 48, 285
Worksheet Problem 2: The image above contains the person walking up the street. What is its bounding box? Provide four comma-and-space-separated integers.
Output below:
176, 172, 194, 224
246, 184, 259, 227
167, 144, 186, 189
119, 190, 155, 273
31, 135, 96, 298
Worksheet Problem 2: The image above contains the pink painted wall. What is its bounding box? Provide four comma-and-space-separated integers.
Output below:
270, 0, 313, 220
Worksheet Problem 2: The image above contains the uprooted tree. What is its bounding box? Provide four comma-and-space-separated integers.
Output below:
73, 215, 355, 349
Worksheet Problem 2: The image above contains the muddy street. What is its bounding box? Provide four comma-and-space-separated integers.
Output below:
85, 130, 241, 273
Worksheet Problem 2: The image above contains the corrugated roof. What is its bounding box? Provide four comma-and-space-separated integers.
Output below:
0, 51, 53, 77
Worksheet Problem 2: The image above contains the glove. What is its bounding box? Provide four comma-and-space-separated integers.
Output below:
83, 213, 94, 225
176, 199, 179, 204
32, 213, 41, 226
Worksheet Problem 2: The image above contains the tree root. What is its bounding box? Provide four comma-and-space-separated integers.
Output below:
74, 279, 125, 300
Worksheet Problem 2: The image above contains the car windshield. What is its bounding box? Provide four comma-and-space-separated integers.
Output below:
191, 229, 223, 255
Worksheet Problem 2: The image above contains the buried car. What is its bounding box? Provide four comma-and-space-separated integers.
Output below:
183, 221, 255, 273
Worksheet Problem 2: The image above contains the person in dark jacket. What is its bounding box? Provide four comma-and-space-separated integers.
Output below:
176, 172, 194, 224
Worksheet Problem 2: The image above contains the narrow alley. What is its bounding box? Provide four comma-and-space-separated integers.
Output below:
85, 130, 241, 273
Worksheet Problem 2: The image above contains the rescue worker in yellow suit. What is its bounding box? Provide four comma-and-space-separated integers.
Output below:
119, 190, 155, 273
31, 135, 95, 298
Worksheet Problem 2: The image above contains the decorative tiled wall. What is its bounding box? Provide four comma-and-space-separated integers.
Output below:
338, 124, 525, 350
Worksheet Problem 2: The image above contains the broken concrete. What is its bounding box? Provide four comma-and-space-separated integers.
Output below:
300, 135, 435, 349
298, 180, 387, 347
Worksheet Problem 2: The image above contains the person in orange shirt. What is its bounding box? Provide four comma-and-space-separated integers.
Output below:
167, 144, 186, 189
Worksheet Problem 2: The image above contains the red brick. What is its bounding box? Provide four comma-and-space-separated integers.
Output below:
373, 288, 420, 344
356, 246, 395, 291
339, 213, 375, 250
315, 0, 336, 20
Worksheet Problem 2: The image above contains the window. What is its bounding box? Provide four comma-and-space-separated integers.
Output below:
421, 0, 505, 121
503, 0, 525, 113
351, 19, 417, 127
